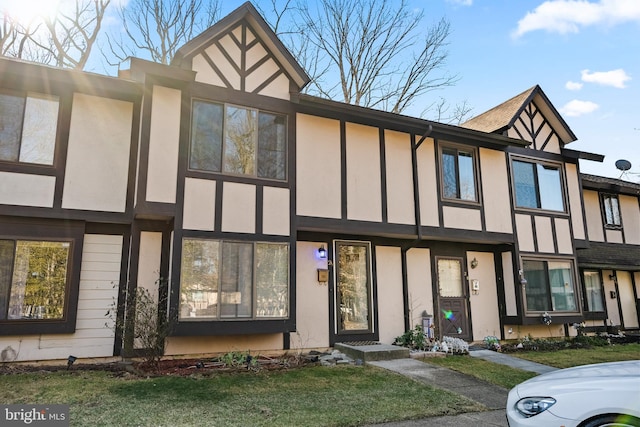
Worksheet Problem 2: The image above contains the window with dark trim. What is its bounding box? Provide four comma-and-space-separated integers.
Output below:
179, 238, 289, 320
0, 92, 59, 166
601, 194, 621, 227
522, 258, 578, 313
189, 100, 287, 180
582, 270, 605, 312
0, 219, 83, 335
440, 146, 477, 202
512, 159, 565, 211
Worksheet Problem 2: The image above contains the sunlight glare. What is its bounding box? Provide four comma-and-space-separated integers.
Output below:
0, 0, 62, 24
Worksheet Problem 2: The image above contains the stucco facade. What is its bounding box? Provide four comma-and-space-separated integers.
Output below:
0, 2, 638, 362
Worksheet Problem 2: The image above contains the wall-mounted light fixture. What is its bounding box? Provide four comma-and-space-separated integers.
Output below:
470, 257, 478, 269
519, 269, 527, 287
318, 244, 327, 259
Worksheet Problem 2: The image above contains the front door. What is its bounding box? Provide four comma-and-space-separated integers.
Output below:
436, 257, 471, 341
332, 241, 374, 342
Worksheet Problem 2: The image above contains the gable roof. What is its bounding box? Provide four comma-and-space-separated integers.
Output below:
462, 85, 577, 145
172, 1, 309, 90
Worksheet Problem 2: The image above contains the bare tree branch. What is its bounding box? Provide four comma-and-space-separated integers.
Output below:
292, 0, 458, 115
106, 0, 220, 66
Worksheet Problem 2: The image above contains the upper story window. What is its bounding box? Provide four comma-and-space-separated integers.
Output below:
179, 238, 289, 321
601, 194, 621, 227
189, 100, 287, 180
440, 145, 477, 202
0, 92, 59, 166
512, 159, 564, 211
522, 258, 578, 314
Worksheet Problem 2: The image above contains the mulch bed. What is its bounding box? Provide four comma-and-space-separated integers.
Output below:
0, 354, 320, 377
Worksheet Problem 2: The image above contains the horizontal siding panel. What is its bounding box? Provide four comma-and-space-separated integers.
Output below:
80, 261, 121, 272
81, 251, 122, 263
78, 280, 118, 291
79, 270, 121, 281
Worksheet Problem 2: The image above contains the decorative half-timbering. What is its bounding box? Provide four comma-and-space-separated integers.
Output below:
0, 2, 637, 363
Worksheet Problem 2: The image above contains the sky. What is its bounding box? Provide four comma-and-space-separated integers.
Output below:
2, 0, 638, 181
401, 0, 640, 182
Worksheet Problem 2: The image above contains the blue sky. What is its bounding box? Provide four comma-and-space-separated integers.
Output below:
404, 0, 639, 181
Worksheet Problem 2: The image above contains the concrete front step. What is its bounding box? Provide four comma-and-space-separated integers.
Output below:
335, 342, 410, 362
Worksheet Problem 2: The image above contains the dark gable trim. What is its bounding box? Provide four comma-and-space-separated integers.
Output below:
172, 2, 309, 89
0, 217, 85, 335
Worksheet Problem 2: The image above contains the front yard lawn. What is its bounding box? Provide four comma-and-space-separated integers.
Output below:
0, 365, 484, 427
424, 343, 640, 389
509, 342, 640, 368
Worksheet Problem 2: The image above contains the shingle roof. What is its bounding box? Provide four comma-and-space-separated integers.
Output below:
577, 242, 640, 271
462, 86, 536, 133
581, 174, 640, 196
462, 85, 577, 144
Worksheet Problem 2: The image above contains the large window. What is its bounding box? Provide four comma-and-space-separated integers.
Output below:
179, 239, 289, 320
512, 159, 564, 211
0, 240, 71, 321
189, 100, 287, 180
601, 194, 621, 227
441, 146, 477, 201
523, 259, 578, 313
0, 92, 59, 165
582, 270, 605, 312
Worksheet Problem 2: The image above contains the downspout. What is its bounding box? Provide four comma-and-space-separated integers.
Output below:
401, 125, 433, 331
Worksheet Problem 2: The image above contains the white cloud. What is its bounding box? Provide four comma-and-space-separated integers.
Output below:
581, 69, 631, 88
446, 0, 473, 6
560, 99, 599, 116
512, 0, 640, 38
565, 81, 583, 90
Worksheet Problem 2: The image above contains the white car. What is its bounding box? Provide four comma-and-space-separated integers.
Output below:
506, 360, 640, 427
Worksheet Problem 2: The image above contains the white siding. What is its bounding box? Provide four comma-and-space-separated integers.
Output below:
0, 234, 122, 362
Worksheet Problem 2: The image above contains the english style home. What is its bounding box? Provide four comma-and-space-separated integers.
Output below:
0, 3, 638, 362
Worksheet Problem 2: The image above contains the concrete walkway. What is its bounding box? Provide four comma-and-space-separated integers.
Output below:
365, 349, 557, 427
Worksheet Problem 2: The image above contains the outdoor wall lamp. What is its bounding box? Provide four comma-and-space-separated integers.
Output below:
519, 270, 527, 287
318, 244, 327, 259
470, 257, 478, 269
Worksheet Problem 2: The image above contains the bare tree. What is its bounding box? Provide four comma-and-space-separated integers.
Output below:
0, 1, 109, 70
291, 0, 458, 115
105, 0, 220, 66
42, 0, 110, 69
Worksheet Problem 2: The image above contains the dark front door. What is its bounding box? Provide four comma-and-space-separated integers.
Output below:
436, 257, 471, 341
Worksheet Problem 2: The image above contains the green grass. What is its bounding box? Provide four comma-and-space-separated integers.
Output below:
423, 356, 537, 389
423, 343, 640, 390
509, 343, 640, 368
0, 365, 484, 427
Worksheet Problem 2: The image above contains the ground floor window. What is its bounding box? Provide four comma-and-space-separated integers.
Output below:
0, 240, 70, 320
582, 270, 605, 312
0, 218, 83, 335
179, 239, 288, 320
522, 258, 578, 313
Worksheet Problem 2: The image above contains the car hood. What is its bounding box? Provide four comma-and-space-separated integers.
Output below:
515, 360, 640, 395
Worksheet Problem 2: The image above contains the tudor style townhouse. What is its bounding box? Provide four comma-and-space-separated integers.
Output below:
0, 2, 638, 363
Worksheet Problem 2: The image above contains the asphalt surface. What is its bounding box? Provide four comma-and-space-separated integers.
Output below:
364, 350, 558, 427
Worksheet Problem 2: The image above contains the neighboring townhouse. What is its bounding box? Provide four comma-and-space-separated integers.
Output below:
578, 175, 640, 333
0, 2, 637, 363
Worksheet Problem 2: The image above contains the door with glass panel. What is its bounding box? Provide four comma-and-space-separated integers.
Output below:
436, 257, 471, 341
334, 241, 373, 335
